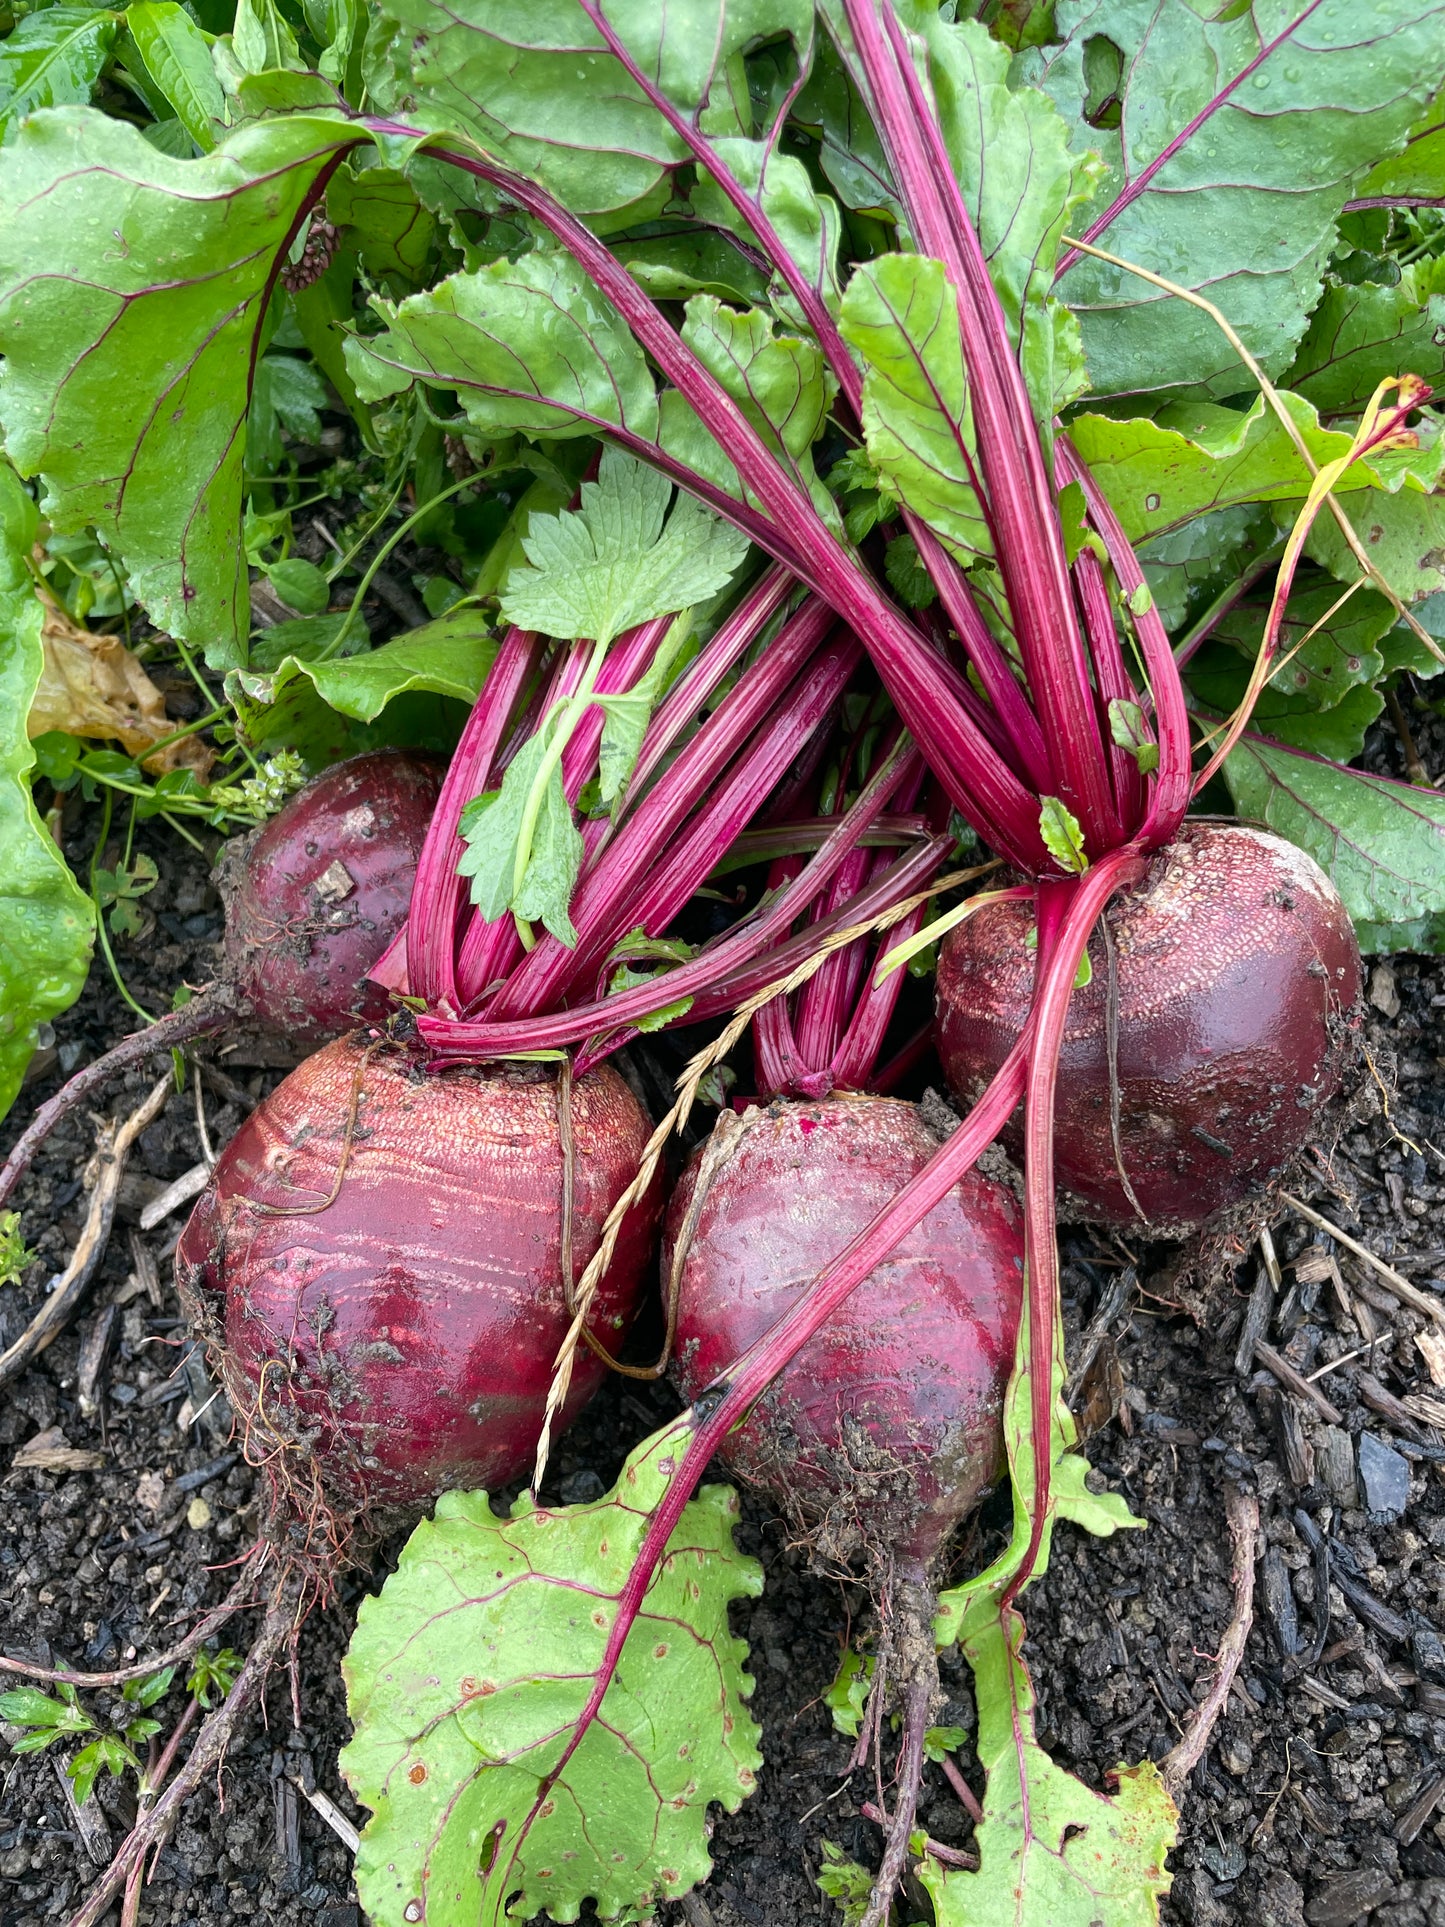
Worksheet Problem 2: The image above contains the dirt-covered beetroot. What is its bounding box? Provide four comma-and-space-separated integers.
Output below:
666, 1096, 1022, 1564
177, 1036, 660, 1534
936, 823, 1363, 1228
217, 748, 442, 1043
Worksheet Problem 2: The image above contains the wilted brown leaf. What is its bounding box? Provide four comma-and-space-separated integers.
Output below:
26, 584, 213, 778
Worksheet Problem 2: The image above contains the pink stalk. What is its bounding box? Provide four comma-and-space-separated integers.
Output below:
421, 812, 945, 1062
485, 1036, 1034, 1911
1071, 544, 1146, 832
482, 600, 841, 1020
404, 624, 545, 1011
841, 0, 1121, 854
591, 633, 865, 952
1004, 849, 1146, 1609
1054, 442, 1194, 847
448, 614, 676, 1005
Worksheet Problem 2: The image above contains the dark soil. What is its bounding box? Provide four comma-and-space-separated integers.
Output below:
5, 725, 1445, 1927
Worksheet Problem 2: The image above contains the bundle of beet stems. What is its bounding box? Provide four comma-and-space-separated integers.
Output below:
12, 1, 1420, 1920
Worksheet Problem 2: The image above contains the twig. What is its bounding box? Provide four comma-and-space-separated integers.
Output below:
1162, 1487, 1259, 1795
64, 1583, 296, 1927
1384, 684, 1432, 787
1282, 1193, 1445, 1331
0, 1553, 264, 1686
1253, 1341, 1344, 1425
290, 1776, 360, 1853
0, 1074, 172, 1393
138, 1160, 209, 1230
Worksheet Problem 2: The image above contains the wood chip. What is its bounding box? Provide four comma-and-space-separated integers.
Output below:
1283, 1193, 1445, 1331
76, 1301, 118, 1418
1396, 1773, 1445, 1847
1255, 1341, 1345, 1425
1417, 1331, 1445, 1388
138, 1159, 209, 1231
1356, 1371, 1436, 1445
12, 1426, 104, 1473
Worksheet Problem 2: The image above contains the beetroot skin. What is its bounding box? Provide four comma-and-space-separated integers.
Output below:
218, 749, 442, 1043
666, 1097, 1023, 1564
936, 823, 1363, 1228
177, 1037, 661, 1526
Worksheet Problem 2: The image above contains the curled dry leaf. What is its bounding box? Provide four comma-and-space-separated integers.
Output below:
27, 582, 212, 777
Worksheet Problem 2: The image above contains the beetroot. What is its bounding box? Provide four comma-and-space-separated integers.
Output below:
0, 748, 442, 1214
935, 823, 1363, 1228
217, 748, 442, 1043
666, 1097, 1022, 1564
177, 1036, 660, 1536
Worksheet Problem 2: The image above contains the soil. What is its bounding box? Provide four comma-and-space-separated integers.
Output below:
5, 716, 1445, 1927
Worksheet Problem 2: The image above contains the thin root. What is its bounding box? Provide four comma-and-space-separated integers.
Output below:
859, 1664, 933, 1927
1161, 1485, 1259, 1796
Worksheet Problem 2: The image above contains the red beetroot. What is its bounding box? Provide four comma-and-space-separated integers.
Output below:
217, 748, 442, 1043
177, 1036, 660, 1533
936, 823, 1362, 1228
666, 1096, 1023, 1564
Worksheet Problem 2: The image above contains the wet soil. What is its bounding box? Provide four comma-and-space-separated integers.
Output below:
5, 759, 1445, 1927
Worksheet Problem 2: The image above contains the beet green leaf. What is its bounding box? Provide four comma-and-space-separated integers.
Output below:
0, 108, 360, 670
341, 1425, 762, 1927
1224, 735, 1445, 951
362, 0, 814, 217
0, 9, 118, 139
1035, 0, 1445, 397
0, 466, 94, 1121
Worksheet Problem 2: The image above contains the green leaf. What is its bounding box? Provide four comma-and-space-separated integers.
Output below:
815, 1840, 874, 1925
0, 467, 93, 1121
661, 293, 838, 519
347, 249, 659, 444
0, 108, 360, 670
231, 0, 301, 75
0, 1687, 91, 1732
362, 0, 813, 217
500, 450, 749, 650
1068, 391, 1445, 548
247, 353, 330, 474
327, 163, 436, 287
691, 138, 844, 326
1287, 259, 1445, 417
126, 2, 226, 152
898, 8, 1097, 421
922, 1603, 1175, 1926
1107, 698, 1157, 774
239, 610, 494, 714
1033, 0, 1445, 396
596, 613, 698, 807
616, 228, 770, 307
1213, 580, 1400, 710
1356, 81, 1445, 201
823, 1648, 874, 1740
1223, 734, 1445, 949
840, 252, 990, 566
67, 1735, 136, 1807
455, 720, 587, 948
341, 1424, 762, 1927
1137, 504, 1275, 632
0, 1209, 34, 1286
0, 10, 117, 139
1185, 635, 1386, 761
1038, 796, 1088, 874
264, 557, 331, 617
